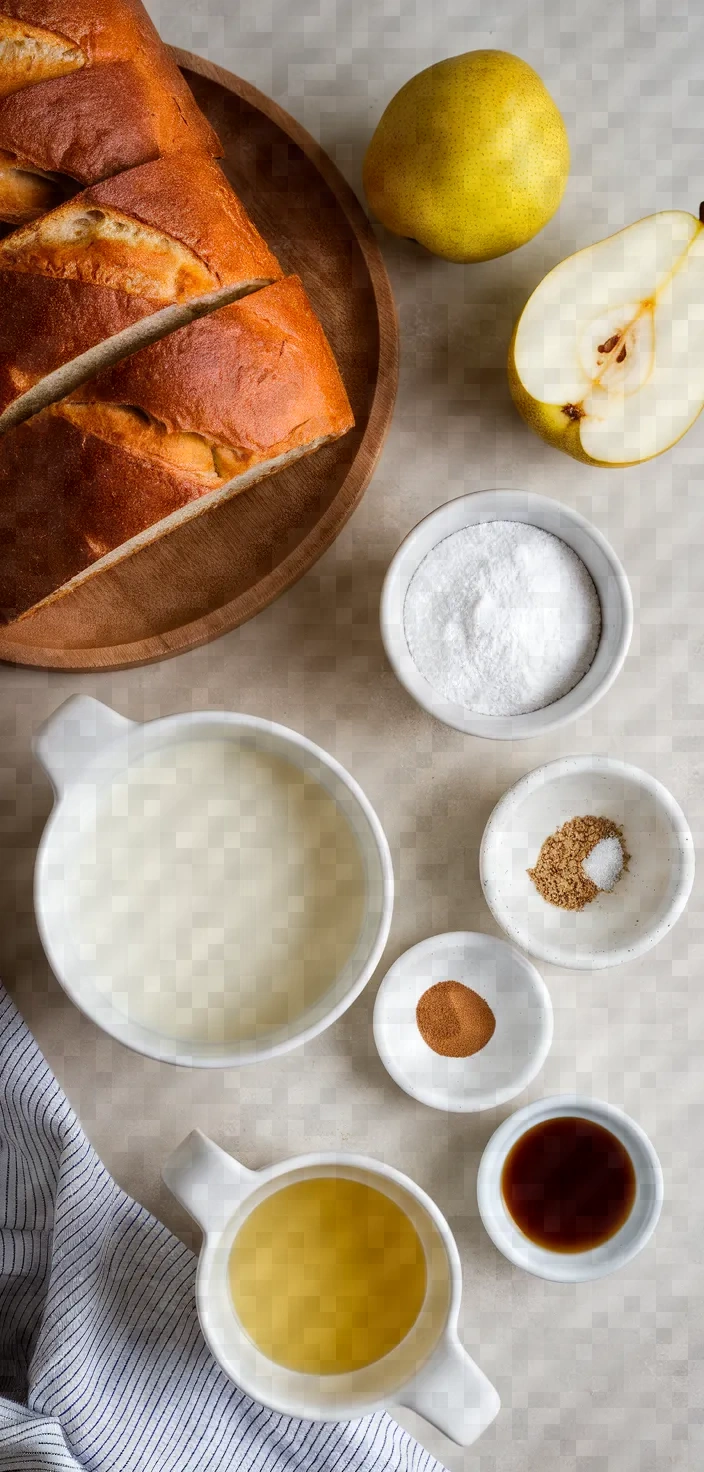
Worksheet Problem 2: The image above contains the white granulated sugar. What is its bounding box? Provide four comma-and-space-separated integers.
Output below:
582, 835, 624, 891
403, 521, 602, 716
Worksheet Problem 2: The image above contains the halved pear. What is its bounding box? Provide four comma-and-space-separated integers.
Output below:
508, 210, 704, 466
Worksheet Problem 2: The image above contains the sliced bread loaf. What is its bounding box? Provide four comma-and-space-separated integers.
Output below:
0, 0, 220, 222
0, 277, 354, 622
0, 149, 282, 422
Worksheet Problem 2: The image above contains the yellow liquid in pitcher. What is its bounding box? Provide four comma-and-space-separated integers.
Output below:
228, 1177, 427, 1375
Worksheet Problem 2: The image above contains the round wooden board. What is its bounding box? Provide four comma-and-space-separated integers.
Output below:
0, 50, 398, 672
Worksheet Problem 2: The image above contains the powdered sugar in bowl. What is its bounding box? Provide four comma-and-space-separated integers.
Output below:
380, 490, 633, 740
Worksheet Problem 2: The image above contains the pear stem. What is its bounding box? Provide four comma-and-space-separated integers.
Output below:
699, 202, 704, 223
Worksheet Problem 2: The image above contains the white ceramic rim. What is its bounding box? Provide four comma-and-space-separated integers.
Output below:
479, 754, 695, 970
34, 709, 394, 1068
379, 488, 634, 740
195, 1149, 463, 1419
476, 1094, 664, 1282
372, 931, 554, 1112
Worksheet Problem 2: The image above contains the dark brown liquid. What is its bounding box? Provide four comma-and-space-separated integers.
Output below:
501, 1116, 637, 1252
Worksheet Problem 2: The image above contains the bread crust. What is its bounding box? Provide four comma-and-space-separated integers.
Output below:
0, 271, 158, 413
0, 0, 220, 176
0, 152, 282, 414
0, 14, 85, 101
0, 278, 355, 622
0, 410, 207, 619
72, 277, 355, 452
85, 152, 281, 289
0, 0, 195, 64
0, 151, 281, 300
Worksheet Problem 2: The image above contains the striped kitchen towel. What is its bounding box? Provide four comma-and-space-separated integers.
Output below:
0, 987, 445, 1472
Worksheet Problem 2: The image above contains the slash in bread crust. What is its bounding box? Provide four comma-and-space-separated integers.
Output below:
0, 278, 355, 622
0, 150, 282, 417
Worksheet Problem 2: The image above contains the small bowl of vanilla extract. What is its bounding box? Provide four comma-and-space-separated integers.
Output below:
476, 1095, 663, 1282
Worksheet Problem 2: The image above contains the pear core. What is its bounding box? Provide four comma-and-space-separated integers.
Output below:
510, 210, 704, 466
363, 50, 570, 263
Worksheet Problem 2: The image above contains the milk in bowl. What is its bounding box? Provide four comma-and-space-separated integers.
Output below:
34, 698, 393, 1065
66, 738, 365, 1042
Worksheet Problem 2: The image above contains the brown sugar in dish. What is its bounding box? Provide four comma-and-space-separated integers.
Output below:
416, 980, 496, 1058
528, 815, 630, 911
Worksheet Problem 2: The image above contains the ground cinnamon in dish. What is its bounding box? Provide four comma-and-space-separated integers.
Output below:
416, 981, 496, 1058
528, 815, 629, 911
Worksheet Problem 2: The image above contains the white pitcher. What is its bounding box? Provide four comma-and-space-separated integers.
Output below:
32, 694, 393, 1068
163, 1130, 500, 1447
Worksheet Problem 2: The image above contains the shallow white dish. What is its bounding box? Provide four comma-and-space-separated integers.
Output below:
379, 488, 633, 740
33, 695, 394, 1068
476, 1095, 663, 1282
480, 755, 694, 971
373, 932, 553, 1112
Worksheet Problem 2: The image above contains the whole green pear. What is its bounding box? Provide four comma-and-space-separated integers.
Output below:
363, 50, 569, 263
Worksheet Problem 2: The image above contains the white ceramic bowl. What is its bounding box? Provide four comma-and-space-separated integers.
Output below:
373, 932, 553, 1111
33, 695, 394, 1068
380, 489, 633, 740
163, 1131, 500, 1445
476, 1095, 663, 1281
480, 755, 694, 970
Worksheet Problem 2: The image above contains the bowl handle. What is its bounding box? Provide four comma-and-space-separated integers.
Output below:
33, 695, 135, 797
396, 1329, 500, 1447
162, 1129, 258, 1237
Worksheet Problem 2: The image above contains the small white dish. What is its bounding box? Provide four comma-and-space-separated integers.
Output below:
33, 695, 394, 1068
480, 755, 694, 971
379, 488, 633, 740
373, 932, 553, 1112
477, 1095, 663, 1282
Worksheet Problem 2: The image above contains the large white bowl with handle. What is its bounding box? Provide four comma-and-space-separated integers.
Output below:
33, 695, 393, 1067
163, 1130, 500, 1445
